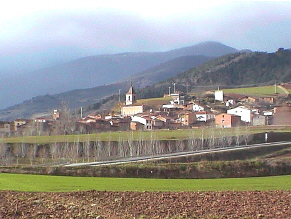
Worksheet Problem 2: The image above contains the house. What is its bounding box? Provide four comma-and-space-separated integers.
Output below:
240, 96, 257, 103
227, 106, 252, 123
170, 93, 185, 105
259, 97, 275, 104
77, 118, 111, 133
130, 114, 165, 130
152, 118, 164, 129
109, 117, 131, 131
131, 115, 153, 130
130, 121, 144, 130
215, 113, 241, 128
34, 117, 53, 133
13, 119, 30, 132
162, 104, 184, 112
223, 93, 248, 107
95, 119, 111, 130
169, 121, 182, 129
156, 115, 172, 129
195, 111, 215, 122
252, 114, 268, 126
179, 112, 197, 126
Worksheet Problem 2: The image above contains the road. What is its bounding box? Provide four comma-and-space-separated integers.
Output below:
63, 141, 291, 167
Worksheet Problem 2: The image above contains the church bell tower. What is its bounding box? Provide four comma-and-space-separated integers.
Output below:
125, 83, 137, 105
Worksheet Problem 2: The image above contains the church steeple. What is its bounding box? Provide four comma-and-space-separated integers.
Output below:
126, 83, 137, 105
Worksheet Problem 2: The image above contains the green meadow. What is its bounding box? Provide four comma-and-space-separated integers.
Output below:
223, 85, 287, 96
0, 173, 291, 192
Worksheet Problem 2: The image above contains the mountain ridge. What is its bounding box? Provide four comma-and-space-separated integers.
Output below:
0, 41, 238, 109
0, 42, 241, 120
0, 55, 213, 120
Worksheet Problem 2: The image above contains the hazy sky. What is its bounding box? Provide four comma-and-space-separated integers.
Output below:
1, 0, 291, 59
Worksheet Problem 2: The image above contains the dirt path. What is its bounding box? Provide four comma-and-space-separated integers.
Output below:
278, 85, 289, 94
1, 190, 291, 218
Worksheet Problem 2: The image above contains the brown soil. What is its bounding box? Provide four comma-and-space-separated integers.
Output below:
1, 190, 291, 218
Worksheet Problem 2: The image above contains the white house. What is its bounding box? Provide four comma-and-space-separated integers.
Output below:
131, 115, 152, 130
227, 106, 252, 123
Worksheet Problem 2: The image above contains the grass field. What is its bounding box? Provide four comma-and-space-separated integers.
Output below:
136, 96, 172, 106
223, 85, 287, 96
1, 173, 291, 192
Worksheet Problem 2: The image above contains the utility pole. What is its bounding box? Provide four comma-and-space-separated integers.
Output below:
118, 89, 121, 102
172, 83, 176, 94
275, 81, 277, 94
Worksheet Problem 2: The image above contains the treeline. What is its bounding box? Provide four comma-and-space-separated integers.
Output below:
0, 128, 254, 166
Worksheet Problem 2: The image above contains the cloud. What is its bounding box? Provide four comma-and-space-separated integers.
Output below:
1, 1, 291, 57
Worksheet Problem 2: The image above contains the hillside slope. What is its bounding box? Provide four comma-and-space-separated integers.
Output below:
0, 41, 238, 109
130, 55, 213, 87
0, 55, 212, 120
138, 49, 291, 99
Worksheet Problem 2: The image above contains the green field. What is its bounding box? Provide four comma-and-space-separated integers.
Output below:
0, 173, 291, 192
223, 85, 287, 96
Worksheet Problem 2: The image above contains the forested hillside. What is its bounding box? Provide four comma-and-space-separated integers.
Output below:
138, 49, 291, 99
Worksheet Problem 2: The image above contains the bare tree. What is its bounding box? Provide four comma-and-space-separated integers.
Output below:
55, 101, 77, 135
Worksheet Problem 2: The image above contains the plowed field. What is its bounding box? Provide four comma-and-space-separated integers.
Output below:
1, 190, 291, 218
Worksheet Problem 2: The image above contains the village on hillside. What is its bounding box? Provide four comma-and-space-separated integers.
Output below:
1, 83, 291, 137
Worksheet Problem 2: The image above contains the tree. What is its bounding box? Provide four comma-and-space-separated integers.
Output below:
55, 102, 77, 135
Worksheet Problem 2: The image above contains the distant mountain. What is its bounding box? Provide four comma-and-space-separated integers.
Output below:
0, 41, 238, 109
128, 55, 213, 88
0, 55, 213, 120
164, 41, 239, 57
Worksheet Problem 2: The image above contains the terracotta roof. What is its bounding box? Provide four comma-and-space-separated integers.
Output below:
195, 111, 207, 114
